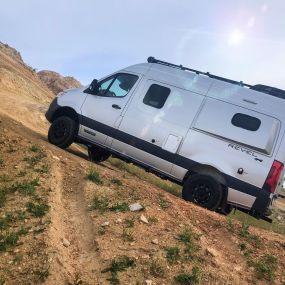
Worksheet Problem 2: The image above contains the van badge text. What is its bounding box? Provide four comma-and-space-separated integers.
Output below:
228, 143, 257, 158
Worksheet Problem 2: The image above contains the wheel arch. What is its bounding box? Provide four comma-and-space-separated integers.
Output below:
182, 164, 229, 210
182, 164, 227, 187
51, 107, 79, 124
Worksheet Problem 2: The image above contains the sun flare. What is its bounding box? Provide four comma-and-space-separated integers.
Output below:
228, 29, 244, 46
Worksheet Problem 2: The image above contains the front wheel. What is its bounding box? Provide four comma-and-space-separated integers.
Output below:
88, 146, 110, 163
48, 116, 77, 149
182, 174, 223, 211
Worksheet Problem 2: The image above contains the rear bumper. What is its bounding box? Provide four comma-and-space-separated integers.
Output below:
249, 189, 273, 222
45, 97, 60, 123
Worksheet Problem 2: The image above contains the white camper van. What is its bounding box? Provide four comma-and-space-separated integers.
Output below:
45, 57, 285, 222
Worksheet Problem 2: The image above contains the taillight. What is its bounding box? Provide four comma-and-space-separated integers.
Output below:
263, 160, 284, 194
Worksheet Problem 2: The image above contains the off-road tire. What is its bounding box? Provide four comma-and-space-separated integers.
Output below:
88, 146, 110, 163
182, 174, 223, 211
48, 116, 77, 149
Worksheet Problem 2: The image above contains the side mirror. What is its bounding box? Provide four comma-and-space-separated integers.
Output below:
89, 79, 99, 93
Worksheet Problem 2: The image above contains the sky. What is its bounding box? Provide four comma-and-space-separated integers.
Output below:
0, 0, 284, 89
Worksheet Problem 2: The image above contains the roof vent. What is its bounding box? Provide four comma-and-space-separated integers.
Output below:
250, 84, 285, 100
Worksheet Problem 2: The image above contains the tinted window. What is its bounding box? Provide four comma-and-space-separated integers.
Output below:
231, 113, 261, 131
143, 84, 170, 109
98, 77, 114, 96
108, 74, 138, 97
98, 73, 138, 97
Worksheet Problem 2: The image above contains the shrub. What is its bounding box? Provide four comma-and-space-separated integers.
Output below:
122, 229, 134, 242
178, 227, 199, 260
239, 222, 250, 237
174, 266, 201, 285
8, 178, 39, 196
227, 217, 234, 232
85, 169, 103, 185
0, 189, 6, 208
109, 202, 129, 212
165, 246, 180, 264
30, 145, 40, 152
90, 196, 109, 213
26, 201, 49, 217
102, 256, 136, 284
111, 178, 123, 186
150, 258, 165, 277
251, 255, 277, 281
0, 232, 20, 252
125, 218, 135, 228
24, 151, 46, 167
158, 194, 171, 209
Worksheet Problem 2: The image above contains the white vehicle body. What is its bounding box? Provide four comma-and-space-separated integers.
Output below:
46, 57, 285, 221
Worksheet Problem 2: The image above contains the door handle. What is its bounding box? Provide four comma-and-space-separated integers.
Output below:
112, 104, 121, 109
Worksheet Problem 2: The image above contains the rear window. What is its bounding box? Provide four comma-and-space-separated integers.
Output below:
143, 84, 170, 109
231, 113, 261, 131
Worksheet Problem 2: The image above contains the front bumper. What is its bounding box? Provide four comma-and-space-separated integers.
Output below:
45, 97, 60, 122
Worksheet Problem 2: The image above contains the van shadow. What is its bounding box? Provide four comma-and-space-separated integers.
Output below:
37, 133, 114, 170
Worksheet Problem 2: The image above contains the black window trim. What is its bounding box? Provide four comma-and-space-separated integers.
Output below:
231, 113, 261, 132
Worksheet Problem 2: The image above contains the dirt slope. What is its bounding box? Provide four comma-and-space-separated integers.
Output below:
0, 42, 53, 134
37, 70, 82, 95
0, 44, 284, 285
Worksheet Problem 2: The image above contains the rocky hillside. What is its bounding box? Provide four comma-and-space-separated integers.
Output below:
0, 42, 23, 63
37, 70, 82, 95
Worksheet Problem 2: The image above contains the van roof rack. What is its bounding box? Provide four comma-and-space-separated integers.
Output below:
147, 56, 252, 88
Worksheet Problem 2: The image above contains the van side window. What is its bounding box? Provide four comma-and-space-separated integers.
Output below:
98, 73, 138, 97
231, 113, 261, 131
143, 84, 170, 109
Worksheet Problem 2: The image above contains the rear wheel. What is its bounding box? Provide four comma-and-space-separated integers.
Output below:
88, 146, 110, 163
48, 116, 77, 149
182, 174, 223, 211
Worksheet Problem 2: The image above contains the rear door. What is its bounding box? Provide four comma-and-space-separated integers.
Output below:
79, 73, 140, 146
193, 98, 280, 188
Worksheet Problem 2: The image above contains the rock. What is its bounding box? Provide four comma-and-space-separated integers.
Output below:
234, 265, 242, 272
129, 203, 143, 212
62, 238, 71, 247
37, 70, 82, 95
151, 238, 159, 245
140, 214, 149, 224
206, 247, 218, 257
141, 254, 150, 259
101, 221, 110, 227
145, 280, 153, 285
116, 218, 122, 224
276, 215, 282, 221
52, 155, 60, 161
